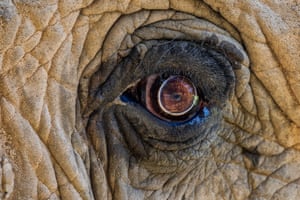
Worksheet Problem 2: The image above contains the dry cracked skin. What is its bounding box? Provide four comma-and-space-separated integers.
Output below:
0, 0, 299, 199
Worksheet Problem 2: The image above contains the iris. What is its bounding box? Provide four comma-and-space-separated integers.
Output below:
158, 75, 198, 116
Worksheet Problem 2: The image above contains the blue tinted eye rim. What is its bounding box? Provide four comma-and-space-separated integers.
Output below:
165, 107, 210, 127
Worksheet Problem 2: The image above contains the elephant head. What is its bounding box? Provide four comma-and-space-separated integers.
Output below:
0, 0, 299, 199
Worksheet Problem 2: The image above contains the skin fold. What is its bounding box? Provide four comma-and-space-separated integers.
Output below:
0, 0, 299, 199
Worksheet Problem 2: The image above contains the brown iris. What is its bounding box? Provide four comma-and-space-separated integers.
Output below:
158, 76, 197, 116
141, 74, 202, 122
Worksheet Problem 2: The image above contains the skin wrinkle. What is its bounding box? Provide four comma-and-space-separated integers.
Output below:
250, 35, 300, 125
204, 0, 300, 126
249, 72, 297, 147
36, 161, 57, 196
22, 32, 43, 53
35, 120, 89, 199
0, 19, 22, 72
53, 163, 81, 199
78, 12, 121, 78
20, 68, 48, 130
1, 99, 45, 198
0, 0, 299, 199
58, 0, 94, 18
101, 10, 151, 62
33, 7, 93, 197
31, 13, 76, 65
15, 18, 38, 45
14, 1, 58, 31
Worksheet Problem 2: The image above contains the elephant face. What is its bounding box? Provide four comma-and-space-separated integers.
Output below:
0, 0, 299, 199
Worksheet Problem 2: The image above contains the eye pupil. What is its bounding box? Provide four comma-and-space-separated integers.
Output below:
158, 76, 198, 116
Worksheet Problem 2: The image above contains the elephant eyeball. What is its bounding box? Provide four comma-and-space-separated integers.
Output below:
157, 75, 198, 116
122, 74, 207, 122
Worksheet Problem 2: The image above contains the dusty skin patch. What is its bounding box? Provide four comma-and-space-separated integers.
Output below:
0, 0, 299, 199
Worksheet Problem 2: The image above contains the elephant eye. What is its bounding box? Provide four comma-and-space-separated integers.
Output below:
121, 73, 209, 123
86, 40, 236, 152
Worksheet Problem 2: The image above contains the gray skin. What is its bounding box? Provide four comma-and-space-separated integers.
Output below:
0, 0, 299, 199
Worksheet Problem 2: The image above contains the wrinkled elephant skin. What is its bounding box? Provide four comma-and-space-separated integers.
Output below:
0, 0, 299, 199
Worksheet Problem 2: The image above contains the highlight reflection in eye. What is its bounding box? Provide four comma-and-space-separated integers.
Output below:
121, 73, 210, 123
